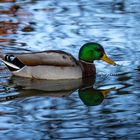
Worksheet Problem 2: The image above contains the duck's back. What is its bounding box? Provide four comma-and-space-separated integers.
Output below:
11, 50, 83, 80
15, 50, 78, 67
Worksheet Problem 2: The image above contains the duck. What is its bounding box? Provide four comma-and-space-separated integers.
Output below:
0, 42, 116, 80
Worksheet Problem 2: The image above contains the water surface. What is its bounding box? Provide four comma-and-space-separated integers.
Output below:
0, 0, 140, 139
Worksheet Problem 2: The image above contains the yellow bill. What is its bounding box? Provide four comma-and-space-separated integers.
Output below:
101, 87, 116, 98
101, 53, 116, 66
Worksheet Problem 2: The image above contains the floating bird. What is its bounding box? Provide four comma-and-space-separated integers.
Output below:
0, 42, 116, 80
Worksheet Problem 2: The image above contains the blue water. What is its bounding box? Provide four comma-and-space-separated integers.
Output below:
0, 0, 140, 139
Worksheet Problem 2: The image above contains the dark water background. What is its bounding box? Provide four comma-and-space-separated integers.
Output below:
0, 0, 140, 139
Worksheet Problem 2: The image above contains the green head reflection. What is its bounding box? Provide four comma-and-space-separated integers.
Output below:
79, 87, 115, 106
0, 76, 116, 106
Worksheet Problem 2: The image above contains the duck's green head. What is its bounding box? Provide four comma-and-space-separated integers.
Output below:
79, 42, 116, 65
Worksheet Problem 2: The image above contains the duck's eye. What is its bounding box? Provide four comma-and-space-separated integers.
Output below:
95, 48, 104, 57
96, 48, 102, 52
89, 50, 93, 53
100, 52, 104, 58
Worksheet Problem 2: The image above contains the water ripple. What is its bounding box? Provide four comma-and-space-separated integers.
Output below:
0, 0, 140, 139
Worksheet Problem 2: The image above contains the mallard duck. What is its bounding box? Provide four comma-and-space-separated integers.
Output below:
0, 42, 116, 80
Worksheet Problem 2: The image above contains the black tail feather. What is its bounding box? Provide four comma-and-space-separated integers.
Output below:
4, 55, 25, 71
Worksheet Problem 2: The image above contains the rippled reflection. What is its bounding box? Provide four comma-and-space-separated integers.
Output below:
0, 76, 116, 139
0, 76, 115, 107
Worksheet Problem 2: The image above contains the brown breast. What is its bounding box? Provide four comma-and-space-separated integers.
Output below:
79, 61, 96, 78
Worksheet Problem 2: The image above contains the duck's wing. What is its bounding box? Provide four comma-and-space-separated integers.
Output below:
12, 50, 78, 66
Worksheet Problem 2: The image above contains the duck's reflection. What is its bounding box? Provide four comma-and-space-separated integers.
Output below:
1, 76, 115, 106
79, 86, 115, 106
